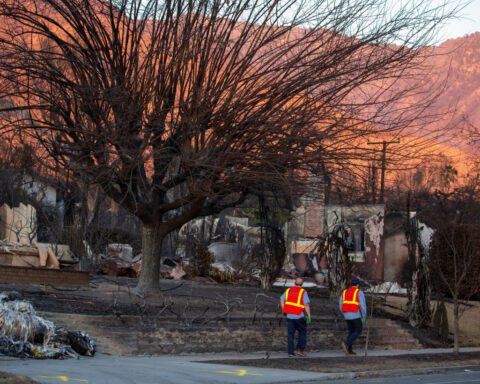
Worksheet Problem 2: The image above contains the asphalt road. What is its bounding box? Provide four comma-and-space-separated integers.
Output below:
313, 370, 480, 383
1, 354, 479, 384
0, 355, 338, 384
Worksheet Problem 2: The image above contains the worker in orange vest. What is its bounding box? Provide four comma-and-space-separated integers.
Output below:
339, 277, 367, 356
280, 277, 311, 357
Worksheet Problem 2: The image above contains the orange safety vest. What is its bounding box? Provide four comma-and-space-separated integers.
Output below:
341, 287, 360, 313
282, 286, 306, 316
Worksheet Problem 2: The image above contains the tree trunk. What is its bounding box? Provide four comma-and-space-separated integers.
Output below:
453, 295, 460, 355
136, 223, 167, 293
405, 212, 431, 328
315, 226, 351, 299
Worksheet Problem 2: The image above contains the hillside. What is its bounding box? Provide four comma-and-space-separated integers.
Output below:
430, 33, 480, 123
0, 1, 478, 181
418, 33, 480, 152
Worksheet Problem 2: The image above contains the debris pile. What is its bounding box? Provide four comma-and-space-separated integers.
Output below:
366, 281, 407, 295
273, 278, 319, 288
99, 245, 142, 278
0, 292, 55, 344
51, 330, 96, 357
98, 237, 259, 285
0, 336, 78, 359
0, 241, 60, 269
0, 292, 95, 359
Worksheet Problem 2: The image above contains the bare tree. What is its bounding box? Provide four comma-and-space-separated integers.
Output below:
256, 193, 287, 289
430, 224, 480, 354
0, 0, 458, 292
428, 179, 480, 354
401, 168, 480, 353
405, 206, 432, 328
315, 225, 352, 298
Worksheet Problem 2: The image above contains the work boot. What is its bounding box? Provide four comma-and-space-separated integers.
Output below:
295, 349, 306, 358
341, 341, 349, 356
348, 351, 356, 356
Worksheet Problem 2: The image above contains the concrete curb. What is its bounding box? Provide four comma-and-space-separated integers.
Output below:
273, 364, 480, 383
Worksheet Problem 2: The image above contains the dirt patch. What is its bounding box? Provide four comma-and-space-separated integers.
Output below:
204, 351, 480, 373
0, 371, 39, 383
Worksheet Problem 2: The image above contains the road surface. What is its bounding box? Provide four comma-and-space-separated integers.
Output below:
0, 354, 479, 384
315, 370, 480, 384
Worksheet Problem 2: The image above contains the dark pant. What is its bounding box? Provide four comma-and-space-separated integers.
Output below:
345, 318, 363, 352
287, 318, 307, 355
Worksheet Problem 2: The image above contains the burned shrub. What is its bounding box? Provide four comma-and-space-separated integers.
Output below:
191, 243, 214, 276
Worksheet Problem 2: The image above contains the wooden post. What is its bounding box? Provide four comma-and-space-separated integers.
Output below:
364, 294, 374, 359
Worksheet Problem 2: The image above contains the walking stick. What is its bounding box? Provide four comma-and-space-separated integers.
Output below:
364, 294, 374, 359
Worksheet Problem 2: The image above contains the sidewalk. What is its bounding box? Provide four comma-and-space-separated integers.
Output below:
184, 346, 480, 361
193, 347, 480, 381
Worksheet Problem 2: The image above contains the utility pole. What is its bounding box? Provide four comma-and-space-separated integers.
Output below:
368, 164, 377, 204
367, 139, 400, 203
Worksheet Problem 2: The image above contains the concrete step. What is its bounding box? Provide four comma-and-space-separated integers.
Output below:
372, 327, 410, 335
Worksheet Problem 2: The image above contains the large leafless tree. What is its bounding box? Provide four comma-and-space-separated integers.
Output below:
430, 223, 480, 354
0, 0, 458, 292
428, 179, 480, 354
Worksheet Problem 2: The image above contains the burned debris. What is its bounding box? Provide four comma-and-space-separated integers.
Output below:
0, 292, 95, 359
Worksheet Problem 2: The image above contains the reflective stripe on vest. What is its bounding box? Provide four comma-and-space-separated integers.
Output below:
341, 287, 360, 312
282, 286, 305, 315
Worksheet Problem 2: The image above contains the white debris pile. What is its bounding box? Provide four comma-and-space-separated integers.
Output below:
0, 292, 95, 359
366, 282, 407, 295
273, 279, 319, 288
0, 294, 55, 344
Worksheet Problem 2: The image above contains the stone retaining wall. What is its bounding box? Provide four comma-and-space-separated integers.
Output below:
40, 312, 421, 356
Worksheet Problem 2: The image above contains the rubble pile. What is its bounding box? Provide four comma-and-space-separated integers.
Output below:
99, 244, 142, 278
0, 292, 95, 359
0, 336, 78, 359
0, 292, 55, 344
367, 281, 407, 295
51, 330, 96, 357
98, 236, 260, 284
0, 240, 60, 269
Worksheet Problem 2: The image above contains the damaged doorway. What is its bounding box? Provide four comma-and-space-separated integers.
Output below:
343, 221, 366, 263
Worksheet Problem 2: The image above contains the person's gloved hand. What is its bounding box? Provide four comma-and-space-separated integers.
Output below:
306, 316, 311, 324
362, 318, 366, 325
